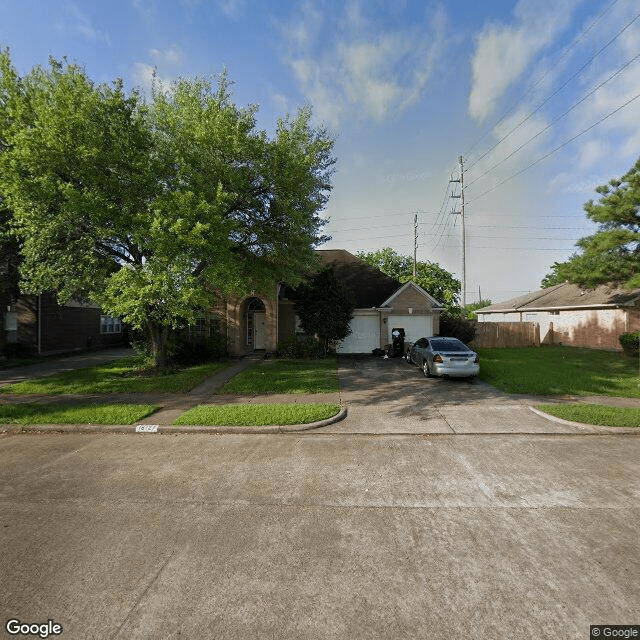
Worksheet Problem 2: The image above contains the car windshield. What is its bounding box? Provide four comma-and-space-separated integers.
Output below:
430, 339, 468, 352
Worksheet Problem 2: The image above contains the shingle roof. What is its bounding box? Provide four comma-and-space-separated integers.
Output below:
315, 249, 402, 308
476, 282, 640, 313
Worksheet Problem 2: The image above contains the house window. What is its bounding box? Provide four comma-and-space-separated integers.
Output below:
192, 315, 207, 338
190, 313, 222, 339
100, 315, 122, 334
549, 311, 560, 316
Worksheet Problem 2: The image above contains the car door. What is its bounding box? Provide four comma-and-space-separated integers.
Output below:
412, 338, 428, 366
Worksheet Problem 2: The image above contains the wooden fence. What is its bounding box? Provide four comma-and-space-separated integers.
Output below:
470, 322, 540, 348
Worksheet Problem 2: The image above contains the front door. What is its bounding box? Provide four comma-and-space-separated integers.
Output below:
253, 312, 266, 350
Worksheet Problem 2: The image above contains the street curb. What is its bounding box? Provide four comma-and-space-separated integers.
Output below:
528, 406, 640, 433
0, 405, 348, 435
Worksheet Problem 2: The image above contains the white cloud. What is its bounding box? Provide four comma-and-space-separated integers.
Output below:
217, 0, 247, 19
131, 62, 173, 96
64, 3, 110, 44
566, 19, 640, 171
280, 2, 448, 127
151, 44, 184, 64
469, 0, 585, 122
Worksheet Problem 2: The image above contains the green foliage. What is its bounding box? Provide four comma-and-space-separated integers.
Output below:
438, 312, 476, 344
219, 358, 339, 394
0, 51, 335, 367
0, 356, 228, 394
619, 331, 640, 358
357, 247, 461, 312
131, 327, 228, 364
174, 403, 341, 426
276, 335, 327, 359
477, 346, 640, 397
536, 404, 640, 428
0, 403, 160, 425
294, 266, 355, 355
463, 299, 492, 319
542, 157, 640, 289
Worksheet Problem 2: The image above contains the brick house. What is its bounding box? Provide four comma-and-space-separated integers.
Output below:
475, 282, 640, 350
1, 292, 125, 356
207, 249, 444, 356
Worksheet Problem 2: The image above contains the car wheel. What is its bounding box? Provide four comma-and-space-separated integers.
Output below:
407, 352, 413, 365
422, 361, 431, 378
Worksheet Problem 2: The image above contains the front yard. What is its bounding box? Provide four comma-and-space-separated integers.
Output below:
476, 346, 639, 427
0, 356, 341, 427
0, 356, 230, 395
219, 357, 340, 394
476, 346, 640, 398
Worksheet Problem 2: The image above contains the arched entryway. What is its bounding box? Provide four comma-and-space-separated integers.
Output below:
243, 296, 266, 350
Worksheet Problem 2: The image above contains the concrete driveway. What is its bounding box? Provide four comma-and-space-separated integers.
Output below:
323, 355, 633, 435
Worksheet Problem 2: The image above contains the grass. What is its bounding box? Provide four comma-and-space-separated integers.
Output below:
537, 404, 640, 428
0, 356, 230, 395
219, 358, 340, 394
173, 402, 341, 426
0, 402, 160, 425
476, 346, 640, 398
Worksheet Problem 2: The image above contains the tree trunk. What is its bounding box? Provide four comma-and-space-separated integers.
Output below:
148, 321, 169, 368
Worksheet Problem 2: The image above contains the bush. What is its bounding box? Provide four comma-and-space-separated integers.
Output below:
438, 312, 476, 344
619, 331, 640, 357
276, 335, 329, 359
130, 329, 228, 364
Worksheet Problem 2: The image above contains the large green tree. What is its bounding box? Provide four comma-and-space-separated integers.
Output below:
542, 158, 640, 289
0, 52, 335, 366
294, 266, 355, 356
357, 247, 461, 312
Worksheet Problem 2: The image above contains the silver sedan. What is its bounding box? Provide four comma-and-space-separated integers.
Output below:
408, 336, 480, 378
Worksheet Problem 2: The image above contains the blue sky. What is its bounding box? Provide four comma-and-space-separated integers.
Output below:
2, 0, 639, 304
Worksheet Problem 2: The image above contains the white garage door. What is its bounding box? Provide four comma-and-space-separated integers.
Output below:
337, 313, 380, 354
387, 315, 433, 345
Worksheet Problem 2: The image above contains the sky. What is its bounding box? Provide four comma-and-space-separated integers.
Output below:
1, 0, 639, 305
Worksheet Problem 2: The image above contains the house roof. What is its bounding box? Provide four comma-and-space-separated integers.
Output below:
378, 280, 443, 309
315, 249, 403, 308
476, 282, 640, 314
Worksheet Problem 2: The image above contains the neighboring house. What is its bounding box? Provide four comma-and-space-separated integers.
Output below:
209, 249, 444, 356
476, 282, 640, 351
1, 292, 125, 356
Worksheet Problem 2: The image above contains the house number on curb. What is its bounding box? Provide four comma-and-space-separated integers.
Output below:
135, 424, 159, 433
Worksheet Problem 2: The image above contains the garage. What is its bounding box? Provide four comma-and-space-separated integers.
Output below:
337, 311, 380, 354
386, 315, 434, 346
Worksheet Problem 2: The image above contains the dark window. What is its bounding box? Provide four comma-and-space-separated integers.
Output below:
430, 338, 468, 351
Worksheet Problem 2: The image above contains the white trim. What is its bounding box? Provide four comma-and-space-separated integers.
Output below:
378, 281, 443, 309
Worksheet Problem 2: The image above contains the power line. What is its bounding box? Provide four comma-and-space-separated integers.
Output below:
467, 89, 640, 204
467, 49, 640, 188
464, 0, 621, 163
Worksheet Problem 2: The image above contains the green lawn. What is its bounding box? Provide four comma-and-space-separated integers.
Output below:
477, 346, 640, 397
0, 356, 229, 395
219, 358, 340, 394
174, 402, 341, 426
0, 403, 160, 425
537, 404, 640, 428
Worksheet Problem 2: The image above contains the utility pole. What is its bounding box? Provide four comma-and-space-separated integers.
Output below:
449, 156, 467, 306
413, 213, 418, 280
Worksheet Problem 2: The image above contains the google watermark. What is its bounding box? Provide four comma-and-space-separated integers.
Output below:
5, 619, 63, 638
591, 626, 639, 638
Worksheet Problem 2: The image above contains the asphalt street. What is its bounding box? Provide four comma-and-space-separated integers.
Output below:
1, 354, 639, 639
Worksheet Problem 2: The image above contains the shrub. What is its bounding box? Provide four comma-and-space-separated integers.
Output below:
130, 329, 228, 364
619, 331, 640, 357
438, 312, 476, 344
276, 335, 329, 359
